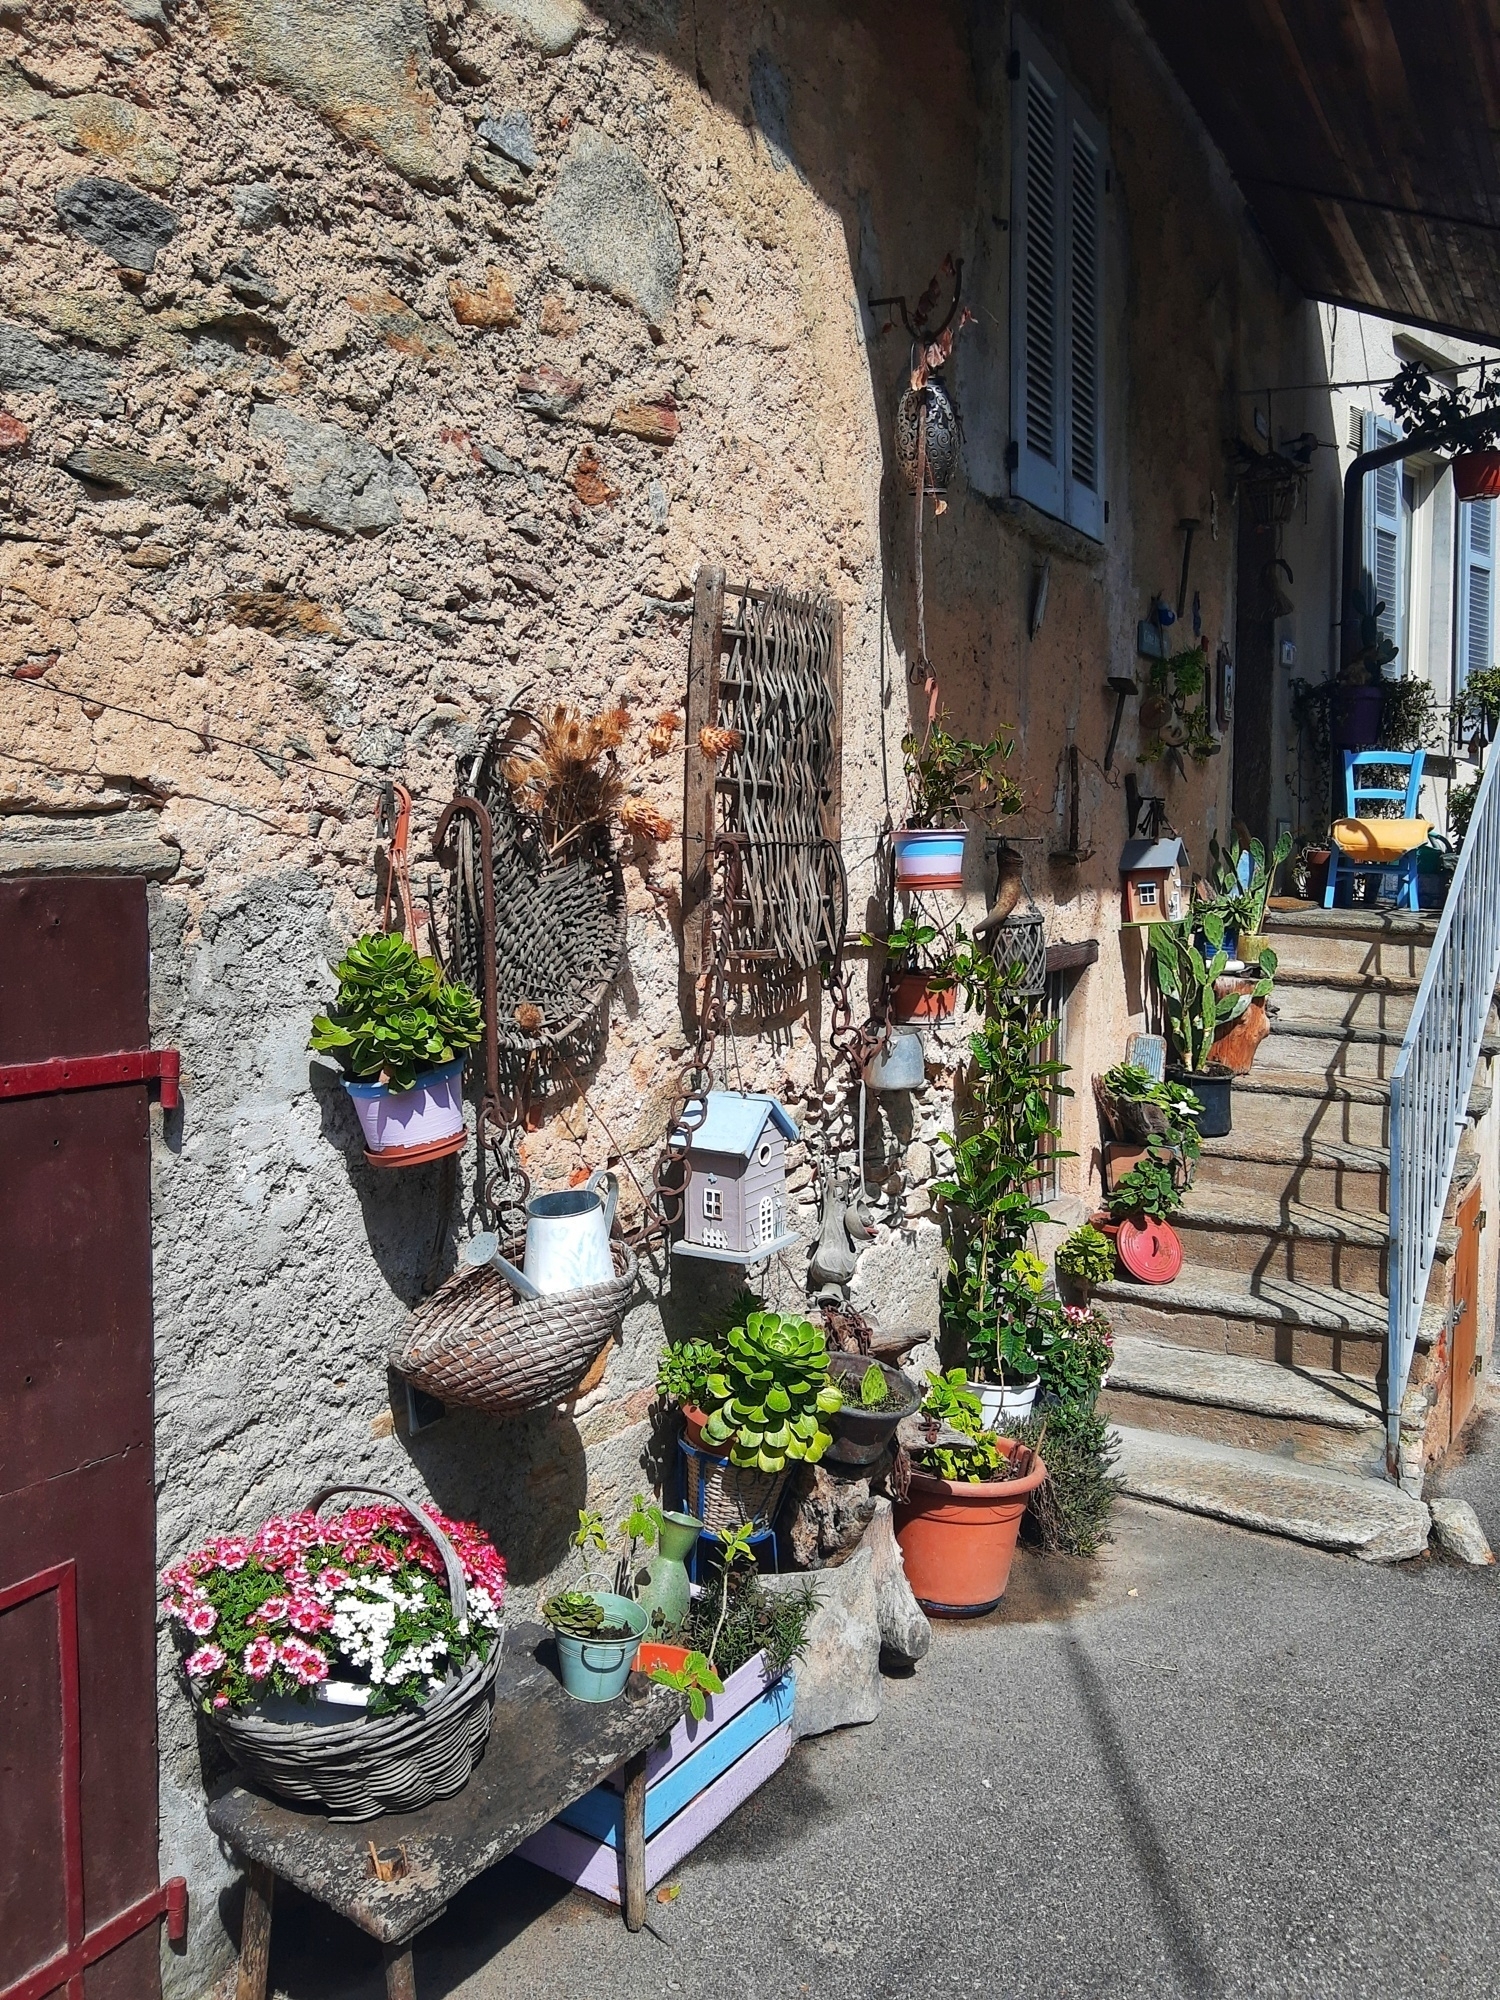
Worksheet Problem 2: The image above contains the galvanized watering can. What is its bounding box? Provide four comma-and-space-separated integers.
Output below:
523, 1168, 620, 1295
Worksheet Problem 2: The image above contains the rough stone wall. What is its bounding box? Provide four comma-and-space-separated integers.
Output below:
0, 2, 1325, 1992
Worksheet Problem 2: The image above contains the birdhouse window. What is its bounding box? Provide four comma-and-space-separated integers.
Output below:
757, 1141, 772, 1164
1137, 879, 1158, 907
758, 1195, 776, 1243
703, 1188, 724, 1220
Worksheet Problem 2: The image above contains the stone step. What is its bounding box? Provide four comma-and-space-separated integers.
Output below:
1269, 968, 1424, 1035
1264, 906, 1438, 982
1110, 1423, 1430, 1562
1227, 1069, 1491, 1151
1257, 1018, 1500, 1083
1101, 1334, 1386, 1474
1192, 1135, 1389, 1216
1170, 1186, 1452, 1298
1090, 1268, 1437, 1380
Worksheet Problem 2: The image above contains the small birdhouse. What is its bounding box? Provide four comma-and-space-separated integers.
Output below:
1120, 835, 1189, 925
672, 1091, 799, 1264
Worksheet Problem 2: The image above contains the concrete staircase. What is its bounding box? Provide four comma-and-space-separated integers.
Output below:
1096, 906, 1491, 1563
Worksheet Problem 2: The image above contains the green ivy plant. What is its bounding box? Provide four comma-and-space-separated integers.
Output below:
700, 1313, 843, 1473
309, 932, 483, 1091
901, 718, 1023, 828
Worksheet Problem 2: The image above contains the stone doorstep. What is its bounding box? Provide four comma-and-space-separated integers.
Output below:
1094, 1269, 1391, 1341
1107, 1333, 1384, 1429
1260, 1017, 1500, 1078
1191, 1136, 1391, 1217
1111, 1423, 1431, 1563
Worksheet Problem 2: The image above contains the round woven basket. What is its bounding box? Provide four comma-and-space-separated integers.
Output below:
391, 1240, 638, 1416
678, 1438, 790, 1534
212, 1485, 503, 1821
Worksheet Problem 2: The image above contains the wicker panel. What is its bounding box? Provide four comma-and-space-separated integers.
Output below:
391, 1240, 639, 1416
679, 1439, 790, 1533
212, 1485, 502, 1820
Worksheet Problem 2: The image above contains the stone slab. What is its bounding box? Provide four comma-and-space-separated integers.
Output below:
543, 132, 682, 328
0, 819, 181, 881
1108, 1335, 1384, 1431
54, 175, 177, 272
250, 403, 422, 534
0, 319, 119, 412
763, 1544, 880, 1737
1112, 1423, 1431, 1563
1429, 1496, 1495, 1566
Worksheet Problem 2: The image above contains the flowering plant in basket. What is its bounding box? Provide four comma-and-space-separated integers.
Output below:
161, 1503, 506, 1720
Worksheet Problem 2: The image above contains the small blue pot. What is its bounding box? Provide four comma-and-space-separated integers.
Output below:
552, 1593, 649, 1702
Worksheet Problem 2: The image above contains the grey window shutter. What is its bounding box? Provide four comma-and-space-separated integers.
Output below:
1010, 25, 1066, 519
1457, 495, 1495, 694
1363, 412, 1406, 665
1063, 97, 1106, 538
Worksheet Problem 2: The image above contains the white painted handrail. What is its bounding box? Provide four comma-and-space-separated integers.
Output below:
1387, 747, 1500, 1462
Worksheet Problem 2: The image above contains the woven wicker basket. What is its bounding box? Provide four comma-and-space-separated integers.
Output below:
212, 1485, 502, 1821
679, 1438, 790, 1534
391, 1240, 638, 1416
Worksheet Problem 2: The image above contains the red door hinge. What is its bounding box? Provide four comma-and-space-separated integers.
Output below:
0, 1048, 180, 1109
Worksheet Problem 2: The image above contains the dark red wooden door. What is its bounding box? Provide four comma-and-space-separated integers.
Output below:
0, 878, 165, 2000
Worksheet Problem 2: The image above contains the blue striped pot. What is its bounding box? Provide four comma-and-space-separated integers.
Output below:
894, 826, 965, 889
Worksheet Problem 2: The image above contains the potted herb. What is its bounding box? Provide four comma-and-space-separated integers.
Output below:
1147, 917, 1257, 1137
309, 932, 484, 1166
825, 1354, 921, 1467
893, 1370, 1049, 1615
895, 717, 1022, 889
1103, 1154, 1184, 1286
1055, 1223, 1115, 1305
861, 916, 956, 1021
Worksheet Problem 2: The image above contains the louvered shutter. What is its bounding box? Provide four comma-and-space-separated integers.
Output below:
1010, 24, 1066, 519
1456, 495, 1495, 694
1063, 97, 1106, 538
1363, 412, 1406, 664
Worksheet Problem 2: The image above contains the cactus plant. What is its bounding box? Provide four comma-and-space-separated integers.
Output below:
700, 1311, 844, 1473
1148, 917, 1272, 1073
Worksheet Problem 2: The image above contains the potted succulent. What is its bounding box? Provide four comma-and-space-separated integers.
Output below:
862, 916, 957, 1021
894, 717, 1022, 890
309, 932, 484, 1166
1055, 1223, 1116, 1306
540, 1499, 682, 1703
1147, 917, 1254, 1137
1102, 1154, 1185, 1286
542, 1590, 649, 1703
893, 1370, 1048, 1615
825, 1354, 922, 1467
678, 1310, 843, 1532
1203, 829, 1291, 967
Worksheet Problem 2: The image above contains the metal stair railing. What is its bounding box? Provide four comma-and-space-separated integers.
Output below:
1387, 746, 1500, 1464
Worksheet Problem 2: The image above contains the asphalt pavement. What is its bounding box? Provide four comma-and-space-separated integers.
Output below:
264, 1391, 1500, 2000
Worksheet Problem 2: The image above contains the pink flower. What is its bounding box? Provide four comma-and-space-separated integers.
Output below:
212, 1692, 230, 1710
243, 1637, 277, 1679
317, 1567, 350, 1594
251, 1596, 291, 1627
183, 1601, 218, 1638
292, 1648, 329, 1687
211, 1536, 250, 1571
185, 1645, 226, 1679
287, 1596, 331, 1635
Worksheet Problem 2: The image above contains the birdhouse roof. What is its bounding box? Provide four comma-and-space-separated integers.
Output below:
675, 1091, 799, 1157
1120, 836, 1188, 874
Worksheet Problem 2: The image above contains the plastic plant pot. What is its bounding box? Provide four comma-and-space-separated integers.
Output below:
893, 827, 965, 890
552, 1593, 649, 1703
344, 1060, 466, 1165
894, 1439, 1049, 1616
891, 972, 957, 1022
1453, 450, 1500, 502
1166, 1064, 1231, 1138
969, 1379, 1039, 1426
1329, 685, 1385, 753
634, 1642, 692, 1677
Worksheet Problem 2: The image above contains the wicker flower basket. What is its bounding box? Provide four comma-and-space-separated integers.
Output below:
391, 1240, 639, 1416
212, 1485, 503, 1821
678, 1438, 790, 1534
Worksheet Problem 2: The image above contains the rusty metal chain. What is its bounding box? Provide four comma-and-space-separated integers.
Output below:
645, 882, 733, 1240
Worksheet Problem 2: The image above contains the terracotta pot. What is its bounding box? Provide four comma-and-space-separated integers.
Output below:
1209, 984, 1271, 1074
894, 1438, 1049, 1616
891, 971, 957, 1022
1102, 1140, 1151, 1191
1305, 848, 1332, 903
682, 1406, 711, 1448
1453, 450, 1500, 502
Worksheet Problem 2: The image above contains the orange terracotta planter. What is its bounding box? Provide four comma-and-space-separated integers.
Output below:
1210, 985, 1270, 1074
894, 1438, 1048, 1616
681, 1406, 711, 1448
891, 972, 957, 1022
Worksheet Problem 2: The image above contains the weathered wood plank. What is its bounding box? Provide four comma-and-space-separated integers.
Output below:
681, 564, 725, 977
234, 1863, 274, 2000
621, 1750, 648, 1933
383, 1943, 417, 2000
206, 1627, 682, 1946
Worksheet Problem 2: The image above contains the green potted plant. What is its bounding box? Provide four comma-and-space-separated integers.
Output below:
1055, 1222, 1115, 1305
1203, 830, 1292, 965
893, 1370, 1049, 1615
825, 1354, 922, 1467
681, 1311, 843, 1532
1037, 1303, 1114, 1411
1147, 916, 1270, 1137
895, 717, 1022, 889
963, 1248, 1065, 1424
861, 915, 956, 1021
542, 1590, 648, 1703
309, 932, 484, 1166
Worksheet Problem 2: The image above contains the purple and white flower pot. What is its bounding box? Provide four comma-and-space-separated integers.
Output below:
344, 1059, 466, 1166
894, 826, 966, 890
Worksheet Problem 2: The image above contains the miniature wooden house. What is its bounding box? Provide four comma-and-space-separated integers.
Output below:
1120, 835, 1189, 925
673, 1091, 799, 1264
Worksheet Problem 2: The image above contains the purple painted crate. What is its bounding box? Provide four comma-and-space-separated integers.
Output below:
607, 1650, 772, 1791
518, 1723, 793, 1905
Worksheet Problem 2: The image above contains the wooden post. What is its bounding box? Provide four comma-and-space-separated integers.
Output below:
621, 1748, 649, 1932
383, 1942, 418, 2000
235, 1863, 274, 2000
681, 565, 725, 976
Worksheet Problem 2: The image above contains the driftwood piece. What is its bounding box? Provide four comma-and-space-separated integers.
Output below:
783, 1454, 893, 1569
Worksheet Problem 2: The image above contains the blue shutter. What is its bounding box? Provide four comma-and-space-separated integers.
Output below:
1010, 24, 1066, 519
1363, 412, 1406, 666
1456, 495, 1495, 694
1063, 97, 1106, 539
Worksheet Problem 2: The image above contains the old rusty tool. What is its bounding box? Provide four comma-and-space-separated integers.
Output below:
1176, 516, 1201, 621
1104, 675, 1137, 771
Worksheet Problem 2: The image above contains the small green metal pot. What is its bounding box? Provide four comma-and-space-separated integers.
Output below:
552, 1593, 649, 1703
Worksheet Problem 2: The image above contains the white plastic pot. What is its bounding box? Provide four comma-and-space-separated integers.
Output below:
970, 1379, 1039, 1427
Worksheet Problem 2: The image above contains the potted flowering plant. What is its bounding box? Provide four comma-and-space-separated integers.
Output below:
161, 1489, 507, 1815
309, 932, 484, 1166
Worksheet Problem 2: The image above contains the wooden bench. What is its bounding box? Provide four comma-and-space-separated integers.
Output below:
206, 1624, 683, 2000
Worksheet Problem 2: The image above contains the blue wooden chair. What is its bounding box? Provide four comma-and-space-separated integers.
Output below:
1323, 749, 1427, 910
